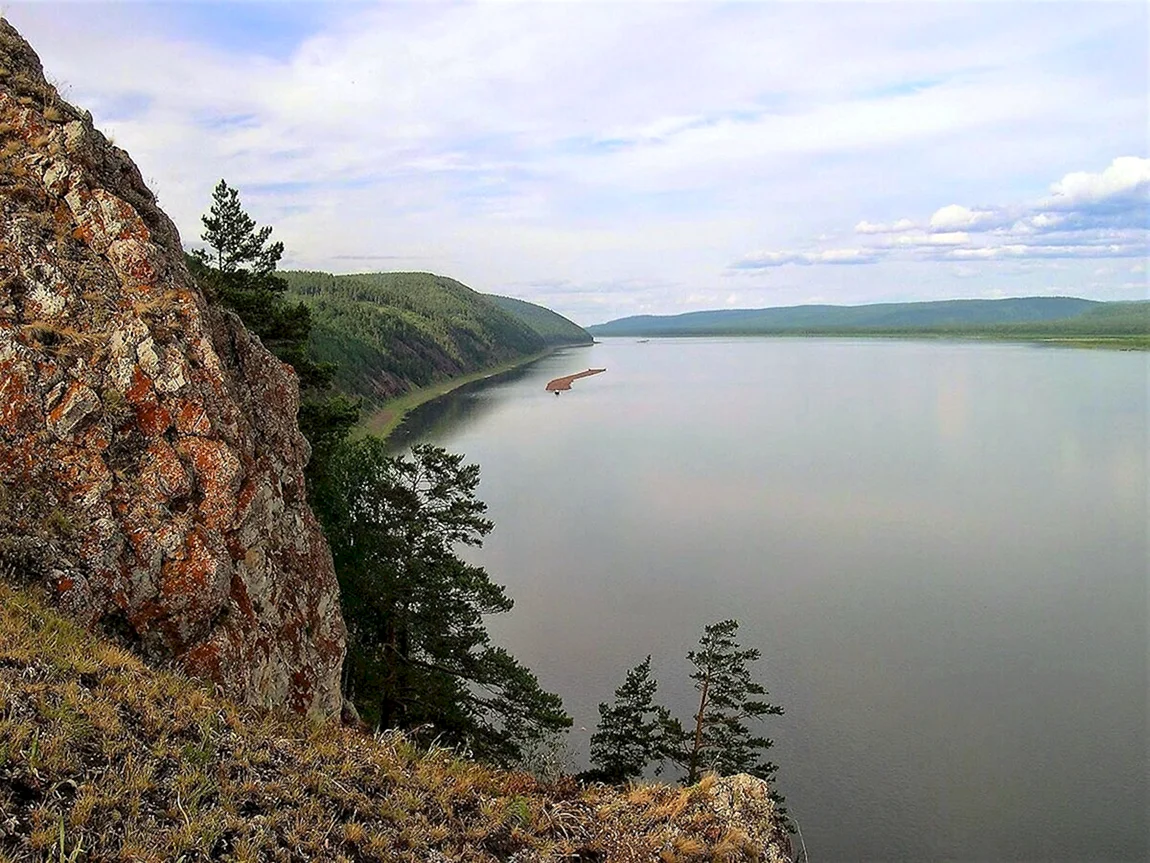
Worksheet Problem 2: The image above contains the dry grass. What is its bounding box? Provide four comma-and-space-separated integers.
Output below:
17, 322, 100, 358
0, 583, 788, 862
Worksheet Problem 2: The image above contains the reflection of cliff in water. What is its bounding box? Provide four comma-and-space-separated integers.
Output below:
386, 363, 542, 452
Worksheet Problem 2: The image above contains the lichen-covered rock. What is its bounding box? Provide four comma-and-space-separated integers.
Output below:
700, 775, 792, 863
0, 18, 345, 717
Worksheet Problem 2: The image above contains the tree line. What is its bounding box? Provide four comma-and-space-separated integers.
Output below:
190, 181, 784, 792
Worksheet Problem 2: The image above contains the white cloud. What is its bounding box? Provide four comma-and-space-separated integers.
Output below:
4, 1, 1146, 320
946, 242, 1146, 261
855, 218, 916, 234
929, 204, 1003, 232
736, 156, 1148, 278
893, 231, 971, 247
1044, 156, 1150, 208
730, 248, 884, 269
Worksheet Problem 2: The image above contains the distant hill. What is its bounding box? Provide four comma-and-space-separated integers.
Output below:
487, 295, 593, 346
588, 297, 1115, 336
282, 271, 548, 404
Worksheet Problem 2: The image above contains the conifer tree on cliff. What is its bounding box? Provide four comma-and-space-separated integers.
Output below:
199, 179, 285, 279
189, 180, 358, 489
190, 180, 309, 376
317, 439, 571, 765
682, 619, 783, 784
587, 655, 677, 783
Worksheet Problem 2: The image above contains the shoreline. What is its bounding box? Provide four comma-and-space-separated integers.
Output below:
586, 331, 1149, 350
358, 347, 565, 441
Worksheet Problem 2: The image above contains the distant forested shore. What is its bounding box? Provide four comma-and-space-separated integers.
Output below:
588, 297, 1149, 348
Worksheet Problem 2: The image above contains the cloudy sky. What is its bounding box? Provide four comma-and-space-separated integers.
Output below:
6, 1, 1147, 324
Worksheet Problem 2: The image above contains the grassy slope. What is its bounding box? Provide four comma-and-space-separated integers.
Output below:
588, 297, 1149, 347
486, 296, 593, 346
282, 271, 547, 406
0, 582, 789, 863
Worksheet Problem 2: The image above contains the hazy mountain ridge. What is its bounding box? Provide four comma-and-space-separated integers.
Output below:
589, 297, 1148, 338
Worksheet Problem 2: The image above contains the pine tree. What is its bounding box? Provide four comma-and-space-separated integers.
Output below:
317, 439, 571, 765
189, 181, 360, 488
197, 179, 284, 277
683, 619, 783, 784
587, 656, 676, 783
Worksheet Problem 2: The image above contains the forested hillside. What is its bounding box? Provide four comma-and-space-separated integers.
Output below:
282, 271, 548, 404
488, 295, 593, 346
588, 296, 1144, 337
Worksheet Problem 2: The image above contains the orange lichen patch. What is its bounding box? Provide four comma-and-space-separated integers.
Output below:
179, 638, 225, 687
141, 438, 191, 500
45, 380, 100, 438
160, 527, 225, 603
290, 667, 316, 715
124, 366, 172, 435
51, 448, 112, 506
0, 360, 38, 429
172, 396, 212, 436
64, 185, 151, 255
122, 522, 160, 568
229, 571, 257, 623
545, 367, 607, 392
107, 237, 162, 288
179, 437, 241, 531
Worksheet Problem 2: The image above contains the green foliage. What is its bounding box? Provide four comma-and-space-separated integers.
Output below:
682, 619, 783, 785
194, 178, 283, 278
586, 656, 675, 784
297, 393, 361, 493
315, 439, 571, 765
586, 620, 784, 792
281, 271, 547, 405
486, 295, 592, 346
188, 183, 360, 486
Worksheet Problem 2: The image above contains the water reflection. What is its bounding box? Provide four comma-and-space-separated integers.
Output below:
393, 337, 1148, 862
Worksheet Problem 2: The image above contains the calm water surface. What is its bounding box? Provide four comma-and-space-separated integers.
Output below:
390, 338, 1148, 862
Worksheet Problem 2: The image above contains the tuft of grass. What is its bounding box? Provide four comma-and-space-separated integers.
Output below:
0, 582, 791, 862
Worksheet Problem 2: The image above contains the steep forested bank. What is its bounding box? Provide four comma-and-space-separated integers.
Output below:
282, 271, 589, 406
487, 295, 594, 347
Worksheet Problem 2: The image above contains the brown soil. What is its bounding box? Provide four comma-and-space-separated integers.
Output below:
545, 368, 607, 391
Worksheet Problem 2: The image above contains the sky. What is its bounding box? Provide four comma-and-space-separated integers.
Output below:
5, 1, 1148, 325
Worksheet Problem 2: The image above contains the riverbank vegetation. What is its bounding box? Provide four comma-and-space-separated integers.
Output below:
587, 621, 784, 791
188, 186, 569, 765
312, 441, 571, 765
280, 271, 591, 407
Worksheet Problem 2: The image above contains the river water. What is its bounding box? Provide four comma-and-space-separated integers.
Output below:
388, 337, 1148, 862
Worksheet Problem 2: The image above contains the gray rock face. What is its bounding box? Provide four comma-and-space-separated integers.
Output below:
0, 18, 346, 717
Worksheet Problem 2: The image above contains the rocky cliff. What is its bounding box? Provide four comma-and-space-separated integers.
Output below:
0, 19, 345, 717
